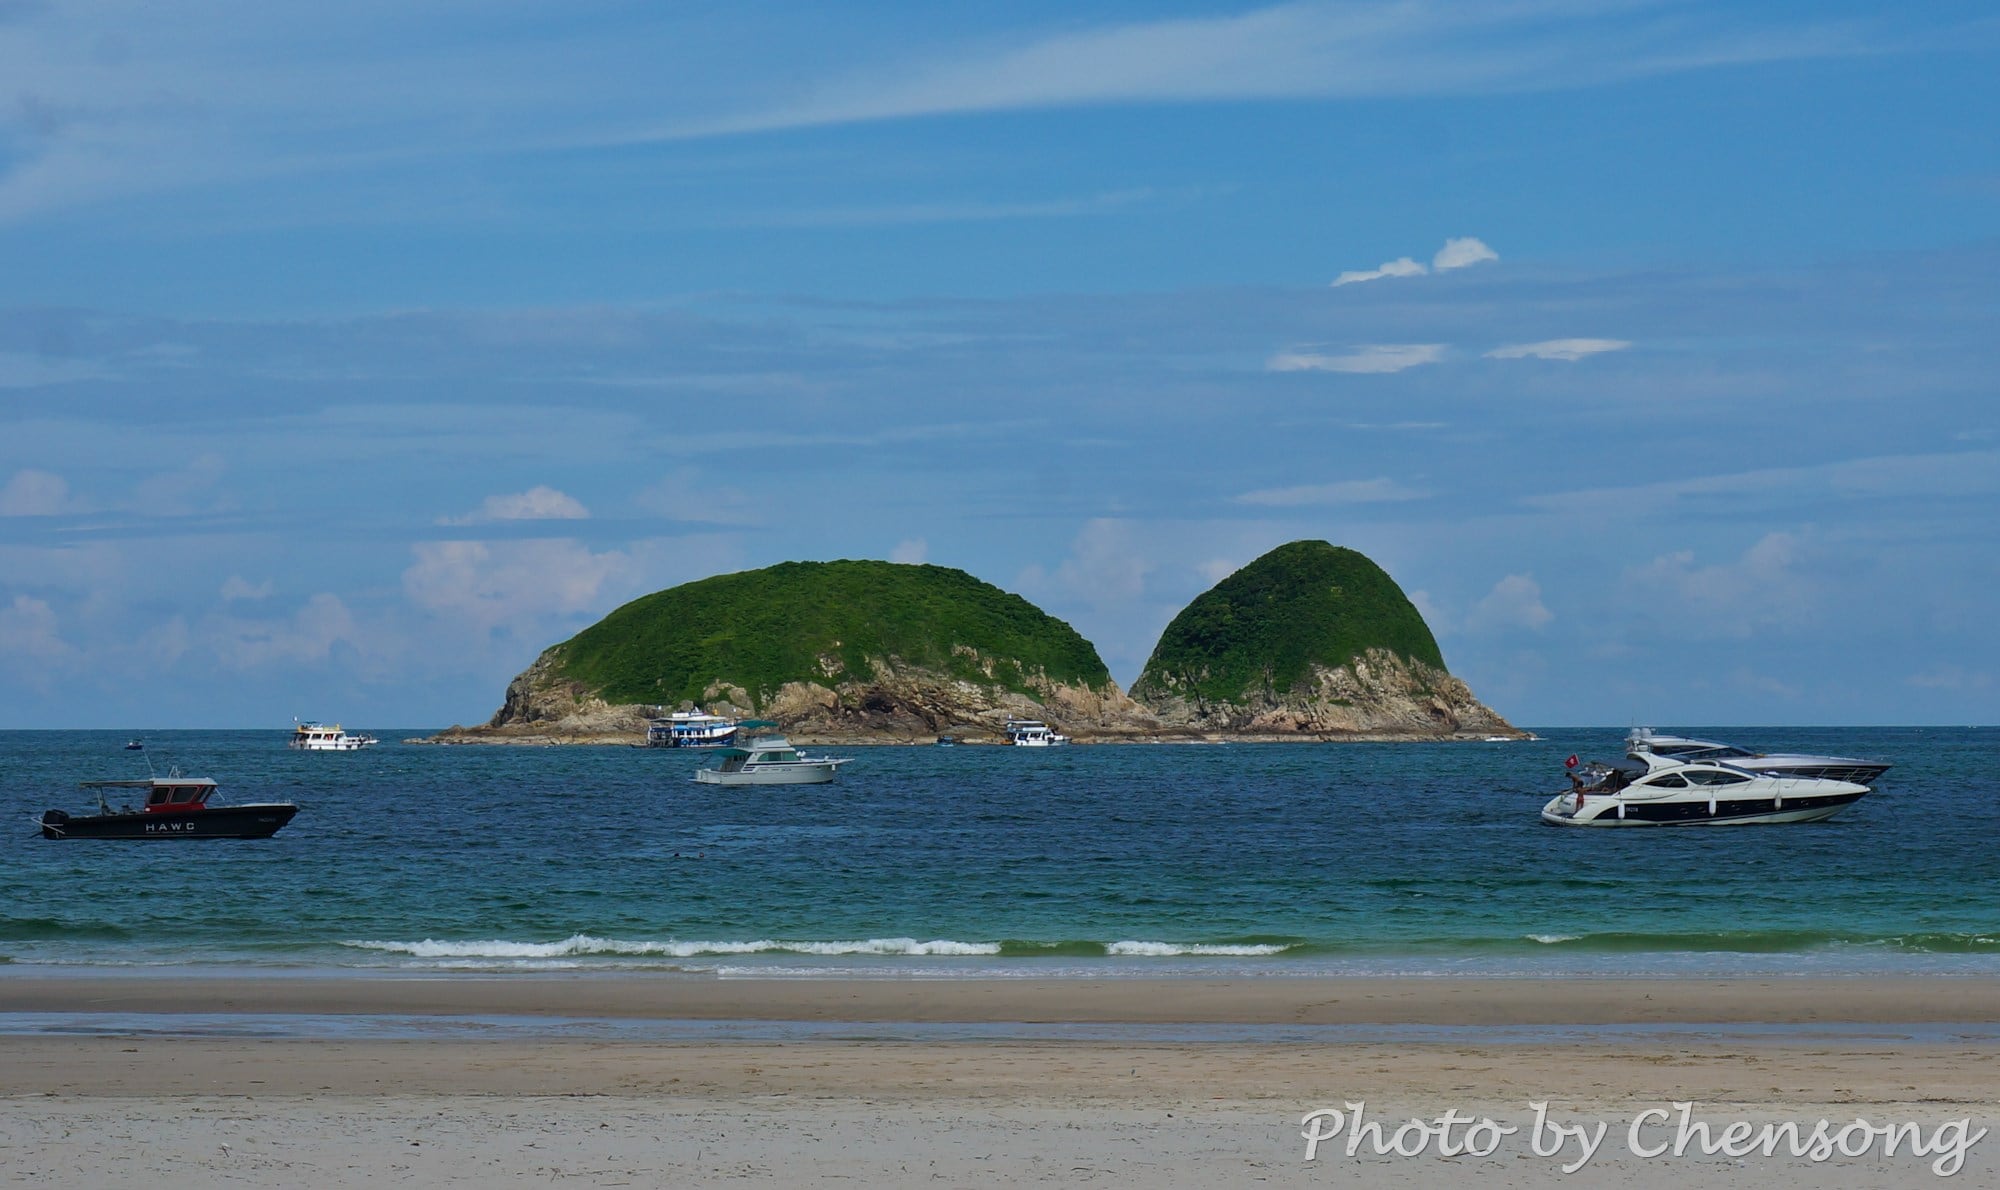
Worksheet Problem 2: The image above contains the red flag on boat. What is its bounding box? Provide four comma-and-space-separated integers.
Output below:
1565, 754, 1579, 769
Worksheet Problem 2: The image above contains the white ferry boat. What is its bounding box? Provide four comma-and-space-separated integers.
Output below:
647, 709, 742, 748
289, 720, 378, 751
1004, 717, 1071, 747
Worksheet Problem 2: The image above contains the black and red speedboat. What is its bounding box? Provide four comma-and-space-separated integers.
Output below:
40, 776, 299, 840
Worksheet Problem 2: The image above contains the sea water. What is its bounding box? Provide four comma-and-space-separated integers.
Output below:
2, 727, 1995, 979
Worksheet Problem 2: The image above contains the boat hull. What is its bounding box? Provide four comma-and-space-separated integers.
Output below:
693, 763, 841, 786
1540, 789, 1865, 827
40, 804, 300, 840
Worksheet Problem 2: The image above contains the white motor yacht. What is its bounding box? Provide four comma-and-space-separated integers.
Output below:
647, 708, 742, 748
1627, 728, 1891, 784
693, 735, 849, 785
1541, 753, 1870, 827
289, 720, 378, 750
1004, 718, 1071, 746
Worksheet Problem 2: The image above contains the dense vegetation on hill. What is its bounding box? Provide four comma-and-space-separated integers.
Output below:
545, 560, 1112, 707
1131, 541, 1446, 705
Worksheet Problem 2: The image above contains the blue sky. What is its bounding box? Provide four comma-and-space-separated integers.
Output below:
1, 0, 1996, 728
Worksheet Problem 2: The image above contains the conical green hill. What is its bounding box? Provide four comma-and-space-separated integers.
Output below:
1131, 540, 1446, 705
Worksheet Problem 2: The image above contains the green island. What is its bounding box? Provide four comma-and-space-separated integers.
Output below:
1131, 540, 1445, 706
442, 542, 1517, 743
546, 559, 1111, 708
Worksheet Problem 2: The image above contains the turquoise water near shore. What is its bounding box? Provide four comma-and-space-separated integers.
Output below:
2, 727, 1994, 977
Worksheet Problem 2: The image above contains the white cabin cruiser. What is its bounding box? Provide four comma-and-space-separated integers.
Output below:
1541, 753, 1870, 827
1627, 728, 1891, 784
1004, 718, 1071, 746
289, 720, 378, 751
693, 735, 849, 786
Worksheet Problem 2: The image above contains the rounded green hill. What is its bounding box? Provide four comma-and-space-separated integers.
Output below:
545, 559, 1113, 708
1131, 540, 1447, 706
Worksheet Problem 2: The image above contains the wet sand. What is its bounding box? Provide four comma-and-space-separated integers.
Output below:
3, 976, 1997, 1187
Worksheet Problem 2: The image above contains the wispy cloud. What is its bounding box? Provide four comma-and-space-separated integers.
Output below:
1267, 343, 1446, 374
1333, 237, 1497, 286
640, 2, 1876, 141
440, 485, 589, 525
1233, 478, 1425, 506
1463, 573, 1553, 634
0, 469, 72, 516
1332, 256, 1427, 287
1487, 337, 1631, 361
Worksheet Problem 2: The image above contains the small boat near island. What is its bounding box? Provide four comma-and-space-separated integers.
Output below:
693, 734, 849, 785
647, 708, 742, 748
1541, 752, 1870, 827
1004, 718, 1071, 747
290, 720, 378, 751
40, 775, 300, 840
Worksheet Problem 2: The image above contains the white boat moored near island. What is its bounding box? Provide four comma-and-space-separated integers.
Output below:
1004, 718, 1071, 746
1541, 752, 1870, 827
290, 720, 378, 750
647, 708, 743, 748
693, 735, 849, 785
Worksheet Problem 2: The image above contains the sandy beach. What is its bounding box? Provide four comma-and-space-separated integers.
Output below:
3, 976, 1998, 1187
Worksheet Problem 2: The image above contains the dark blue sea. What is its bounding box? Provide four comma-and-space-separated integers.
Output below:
3, 727, 1995, 978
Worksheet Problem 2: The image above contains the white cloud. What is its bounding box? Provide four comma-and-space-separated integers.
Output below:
0, 470, 71, 516
209, 593, 362, 669
1463, 574, 1553, 634
1332, 256, 1427, 287
220, 576, 274, 602
1621, 532, 1814, 638
890, 538, 929, 564
1016, 518, 1152, 609
1267, 344, 1446, 374
1486, 338, 1631, 361
443, 485, 589, 525
0, 595, 70, 658
403, 539, 636, 636
1433, 236, 1499, 271
1233, 478, 1425, 506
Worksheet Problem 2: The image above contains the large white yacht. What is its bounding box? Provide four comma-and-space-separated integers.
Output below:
1004, 718, 1071, 746
1626, 728, 1891, 784
1541, 753, 1870, 827
289, 720, 378, 751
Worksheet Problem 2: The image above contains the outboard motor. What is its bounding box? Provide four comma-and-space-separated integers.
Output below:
39, 809, 69, 839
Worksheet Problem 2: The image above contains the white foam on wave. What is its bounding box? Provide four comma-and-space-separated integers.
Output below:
1526, 934, 1582, 944
341, 934, 1001, 959
1105, 941, 1293, 957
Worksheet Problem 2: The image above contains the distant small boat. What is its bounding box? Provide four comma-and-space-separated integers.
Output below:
647, 708, 742, 748
935, 735, 959, 747
1004, 718, 1071, 746
290, 720, 378, 751
123, 739, 144, 751
41, 775, 299, 840
693, 735, 849, 785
